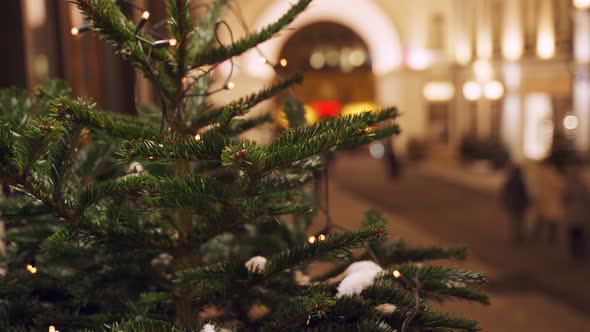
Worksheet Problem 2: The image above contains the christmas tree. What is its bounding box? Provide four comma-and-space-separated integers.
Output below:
0, 1, 488, 331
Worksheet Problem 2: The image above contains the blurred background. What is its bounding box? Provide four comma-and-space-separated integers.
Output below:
4, 0, 590, 330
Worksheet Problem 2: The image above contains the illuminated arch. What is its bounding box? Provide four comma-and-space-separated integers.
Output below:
243, 0, 403, 79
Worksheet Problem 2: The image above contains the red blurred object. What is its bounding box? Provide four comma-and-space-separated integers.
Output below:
309, 100, 341, 117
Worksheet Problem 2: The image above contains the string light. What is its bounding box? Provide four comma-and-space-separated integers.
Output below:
225, 81, 235, 90
279, 58, 288, 67
307, 235, 317, 244
148, 156, 155, 160
49, 326, 56, 332
194, 134, 201, 141
259, 56, 267, 64
26, 264, 37, 274
318, 234, 327, 242
154, 39, 177, 48
392, 270, 401, 279
135, 11, 151, 32
70, 25, 92, 36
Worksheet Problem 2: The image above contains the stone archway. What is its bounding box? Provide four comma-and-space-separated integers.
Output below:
244, 0, 403, 80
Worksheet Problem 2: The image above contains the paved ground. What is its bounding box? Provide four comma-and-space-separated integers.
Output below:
322, 152, 590, 331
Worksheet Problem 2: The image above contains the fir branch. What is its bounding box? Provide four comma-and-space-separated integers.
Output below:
120, 130, 229, 162
51, 97, 159, 139
188, 0, 229, 58
0, 123, 21, 176
190, 0, 312, 67
262, 109, 398, 172
192, 74, 303, 129
175, 223, 387, 287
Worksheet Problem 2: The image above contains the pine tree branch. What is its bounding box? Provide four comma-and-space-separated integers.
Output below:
175, 223, 387, 288
52, 97, 160, 139
120, 130, 230, 162
192, 73, 303, 129
190, 0, 312, 67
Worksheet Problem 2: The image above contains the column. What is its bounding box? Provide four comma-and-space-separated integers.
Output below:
501, 0, 524, 161
574, 8, 590, 152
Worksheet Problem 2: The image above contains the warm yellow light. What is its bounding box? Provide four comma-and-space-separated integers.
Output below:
310, 51, 326, 69
574, 0, 590, 9
168, 38, 178, 46
473, 59, 493, 82
393, 270, 401, 278
142, 11, 150, 20
423, 81, 455, 102
484, 81, 505, 100
49, 326, 56, 332
341, 102, 380, 116
502, 1, 523, 61
564, 114, 579, 130
226, 81, 235, 90
70, 27, 79, 35
463, 81, 482, 101
524, 93, 554, 160
259, 56, 267, 64
406, 48, 434, 71
279, 58, 288, 67
26, 264, 38, 274
194, 134, 201, 141
307, 236, 317, 244
537, 0, 555, 59
318, 234, 327, 242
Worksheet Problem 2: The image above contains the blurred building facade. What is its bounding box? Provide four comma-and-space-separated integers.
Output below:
9, 0, 590, 161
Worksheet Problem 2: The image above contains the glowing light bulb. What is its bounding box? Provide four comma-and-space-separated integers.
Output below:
26, 264, 37, 274
483, 80, 505, 100
70, 27, 79, 35
564, 114, 579, 130
148, 156, 155, 161
307, 236, 317, 244
194, 134, 201, 141
142, 11, 150, 20
168, 38, 178, 46
226, 81, 235, 90
279, 58, 288, 67
393, 270, 401, 278
463, 81, 482, 101
259, 57, 267, 64
49, 326, 56, 332
318, 234, 327, 241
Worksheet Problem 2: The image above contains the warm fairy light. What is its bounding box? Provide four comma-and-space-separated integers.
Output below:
26, 264, 37, 274
49, 326, 56, 332
142, 11, 150, 20
70, 25, 91, 36
226, 81, 235, 90
148, 156, 155, 160
318, 234, 327, 242
259, 56, 267, 64
167, 126, 172, 132
194, 134, 201, 141
279, 58, 288, 67
483, 80, 505, 100
463, 81, 482, 101
168, 38, 178, 46
307, 235, 317, 244
564, 114, 579, 130
393, 270, 401, 279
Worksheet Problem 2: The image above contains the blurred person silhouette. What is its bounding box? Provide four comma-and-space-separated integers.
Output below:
563, 159, 589, 259
524, 155, 565, 245
500, 161, 529, 243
